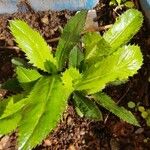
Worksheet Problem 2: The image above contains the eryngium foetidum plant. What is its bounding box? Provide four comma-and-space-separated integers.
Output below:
0, 9, 143, 150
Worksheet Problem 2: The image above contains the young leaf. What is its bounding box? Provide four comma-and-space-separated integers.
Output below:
0, 98, 10, 116
16, 66, 41, 83
18, 76, 71, 150
73, 92, 103, 120
75, 45, 143, 94
83, 32, 112, 65
0, 94, 25, 117
0, 94, 26, 134
103, 9, 143, 50
0, 113, 21, 135
62, 67, 81, 93
56, 10, 87, 70
9, 20, 57, 72
93, 92, 140, 126
116, 0, 122, 5
0, 98, 27, 120
68, 46, 84, 68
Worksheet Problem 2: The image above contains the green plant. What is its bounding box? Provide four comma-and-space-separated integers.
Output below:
0, 9, 143, 149
128, 101, 136, 109
110, 0, 135, 8
138, 106, 150, 126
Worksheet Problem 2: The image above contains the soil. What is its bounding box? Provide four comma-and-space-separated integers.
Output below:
0, 0, 150, 150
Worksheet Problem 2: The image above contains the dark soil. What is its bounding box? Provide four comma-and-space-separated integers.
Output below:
0, 0, 150, 150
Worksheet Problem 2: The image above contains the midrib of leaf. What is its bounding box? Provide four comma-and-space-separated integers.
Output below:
22, 77, 55, 148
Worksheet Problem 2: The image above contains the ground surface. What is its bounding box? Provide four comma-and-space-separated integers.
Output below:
0, 0, 150, 149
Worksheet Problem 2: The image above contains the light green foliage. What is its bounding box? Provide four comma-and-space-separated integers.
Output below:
10, 20, 57, 72
109, 0, 117, 6
0, 94, 26, 134
125, 1, 135, 8
127, 101, 136, 109
69, 46, 84, 68
18, 77, 70, 150
76, 45, 143, 94
110, 0, 135, 7
116, 0, 122, 5
0, 11, 86, 149
16, 66, 41, 83
146, 109, 150, 127
56, 10, 87, 70
103, 9, 143, 50
138, 107, 150, 127
0, 97, 27, 120
94, 93, 140, 126
0, 9, 144, 149
73, 92, 103, 120
141, 111, 148, 119
138, 106, 145, 112
0, 113, 21, 135
62, 67, 81, 93
83, 32, 111, 66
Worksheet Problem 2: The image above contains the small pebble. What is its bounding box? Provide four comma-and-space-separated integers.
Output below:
41, 16, 49, 25
80, 130, 85, 135
67, 116, 73, 125
0, 136, 9, 150
68, 144, 76, 150
44, 139, 52, 146
135, 128, 144, 134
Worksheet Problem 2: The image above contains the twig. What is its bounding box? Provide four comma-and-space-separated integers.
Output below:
97, 24, 112, 31
0, 46, 20, 50
82, 24, 112, 34
47, 37, 60, 43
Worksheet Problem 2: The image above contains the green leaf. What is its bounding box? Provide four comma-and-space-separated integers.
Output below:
16, 66, 42, 83
75, 45, 143, 94
0, 99, 10, 116
73, 92, 103, 120
0, 99, 27, 120
0, 94, 26, 119
9, 20, 57, 72
83, 32, 112, 66
124, 1, 135, 8
116, 0, 122, 5
69, 46, 84, 68
62, 67, 81, 93
56, 10, 87, 70
0, 94, 26, 135
18, 76, 71, 150
0, 113, 21, 135
103, 9, 143, 50
127, 101, 136, 109
93, 92, 140, 126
